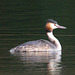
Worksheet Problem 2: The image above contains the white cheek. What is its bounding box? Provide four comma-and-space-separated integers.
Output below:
54, 26, 57, 29
51, 24, 57, 29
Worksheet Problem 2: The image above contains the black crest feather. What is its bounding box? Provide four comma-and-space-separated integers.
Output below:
46, 19, 58, 24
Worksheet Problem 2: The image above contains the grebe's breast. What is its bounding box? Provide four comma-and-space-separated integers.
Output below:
10, 39, 56, 53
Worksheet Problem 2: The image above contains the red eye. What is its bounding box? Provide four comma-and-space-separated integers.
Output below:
54, 24, 56, 26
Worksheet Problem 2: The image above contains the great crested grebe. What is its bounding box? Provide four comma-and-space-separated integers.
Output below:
10, 19, 66, 53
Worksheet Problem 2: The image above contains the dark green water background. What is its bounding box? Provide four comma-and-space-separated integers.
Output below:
0, 0, 75, 75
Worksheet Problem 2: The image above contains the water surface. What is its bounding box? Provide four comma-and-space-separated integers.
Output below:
0, 0, 75, 75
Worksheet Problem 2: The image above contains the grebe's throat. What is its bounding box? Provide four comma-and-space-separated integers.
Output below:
46, 32, 61, 50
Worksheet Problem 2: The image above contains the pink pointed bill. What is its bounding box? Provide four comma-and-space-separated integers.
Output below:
57, 25, 66, 29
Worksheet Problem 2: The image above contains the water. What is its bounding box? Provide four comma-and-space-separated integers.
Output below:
0, 0, 75, 75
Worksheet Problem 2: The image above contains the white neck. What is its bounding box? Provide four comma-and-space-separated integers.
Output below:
46, 32, 61, 50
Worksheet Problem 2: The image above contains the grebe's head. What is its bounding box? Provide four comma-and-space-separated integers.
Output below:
45, 19, 66, 32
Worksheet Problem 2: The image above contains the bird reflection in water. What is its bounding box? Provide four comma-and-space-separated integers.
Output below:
10, 51, 62, 75
47, 52, 62, 75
